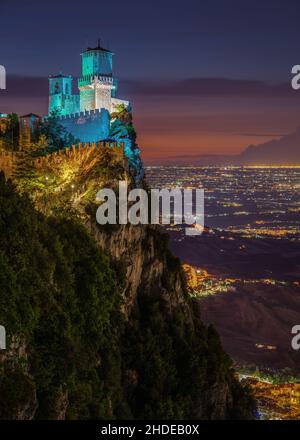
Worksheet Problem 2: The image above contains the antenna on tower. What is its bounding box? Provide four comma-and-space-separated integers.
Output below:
98, 38, 101, 48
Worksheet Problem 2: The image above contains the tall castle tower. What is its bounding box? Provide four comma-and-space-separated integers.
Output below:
47, 42, 130, 142
78, 41, 116, 113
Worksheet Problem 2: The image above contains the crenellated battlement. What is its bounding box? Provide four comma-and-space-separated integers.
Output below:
0, 141, 125, 180
34, 141, 125, 169
52, 108, 105, 121
78, 74, 113, 88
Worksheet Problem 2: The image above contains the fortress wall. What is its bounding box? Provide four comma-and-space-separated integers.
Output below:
0, 151, 17, 178
34, 141, 125, 170
54, 108, 110, 142
0, 141, 125, 180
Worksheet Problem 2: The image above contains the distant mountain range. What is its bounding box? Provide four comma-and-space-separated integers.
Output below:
239, 127, 300, 165
166, 127, 300, 166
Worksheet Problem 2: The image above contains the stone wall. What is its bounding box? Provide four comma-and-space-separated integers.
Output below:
0, 141, 125, 180
34, 141, 125, 170
53, 108, 110, 142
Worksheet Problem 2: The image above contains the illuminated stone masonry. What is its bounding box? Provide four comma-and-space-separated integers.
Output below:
54, 109, 110, 143
48, 41, 130, 142
0, 141, 125, 180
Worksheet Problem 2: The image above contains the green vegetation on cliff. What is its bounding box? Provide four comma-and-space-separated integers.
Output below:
0, 176, 255, 419
0, 113, 19, 151
0, 175, 126, 418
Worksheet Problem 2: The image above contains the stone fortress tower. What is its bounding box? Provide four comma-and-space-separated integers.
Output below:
79, 42, 114, 112
48, 41, 129, 142
49, 74, 80, 116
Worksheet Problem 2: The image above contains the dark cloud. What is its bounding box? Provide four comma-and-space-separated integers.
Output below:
120, 78, 296, 98
1, 75, 48, 97
238, 132, 289, 137
0, 75, 48, 115
2, 75, 297, 100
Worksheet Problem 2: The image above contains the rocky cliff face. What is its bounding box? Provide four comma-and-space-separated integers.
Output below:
87, 220, 254, 419
0, 337, 37, 419
0, 201, 254, 419
88, 222, 189, 318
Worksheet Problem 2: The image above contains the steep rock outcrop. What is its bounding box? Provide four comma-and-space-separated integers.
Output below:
88, 222, 189, 318
87, 221, 254, 419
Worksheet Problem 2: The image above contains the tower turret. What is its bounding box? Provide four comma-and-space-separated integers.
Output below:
48, 74, 79, 116
82, 40, 113, 76
78, 41, 116, 112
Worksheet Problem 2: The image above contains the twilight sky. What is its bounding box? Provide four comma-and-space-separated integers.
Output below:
1, 0, 300, 163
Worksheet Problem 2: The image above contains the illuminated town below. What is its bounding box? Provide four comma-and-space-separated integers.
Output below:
146, 166, 300, 419
146, 166, 300, 240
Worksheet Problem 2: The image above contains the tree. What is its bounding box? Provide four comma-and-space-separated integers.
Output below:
39, 110, 79, 152
13, 135, 49, 191
0, 113, 19, 151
